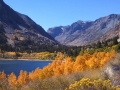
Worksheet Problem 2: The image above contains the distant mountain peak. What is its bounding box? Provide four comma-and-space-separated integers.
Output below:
77, 20, 93, 23
108, 14, 120, 19
109, 14, 120, 16
47, 14, 120, 46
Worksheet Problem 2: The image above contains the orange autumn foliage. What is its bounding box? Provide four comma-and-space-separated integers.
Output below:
0, 71, 6, 81
17, 70, 29, 85
1, 50, 116, 88
8, 72, 17, 88
29, 68, 44, 80
28, 50, 115, 79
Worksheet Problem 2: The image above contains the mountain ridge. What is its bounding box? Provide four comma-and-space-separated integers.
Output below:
0, 0, 57, 48
47, 14, 120, 46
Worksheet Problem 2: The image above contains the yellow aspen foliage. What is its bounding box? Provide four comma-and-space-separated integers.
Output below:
73, 56, 86, 72
75, 56, 85, 65
29, 71, 34, 80
99, 52, 106, 57
64, 57, 73, 74
60, 62, 65, 73
85, 57, 97, 69
17, 70, 29, 85
53, 65, 63, 76
54, 52, 64, 61
1, 50, 117, 88
0, 71, 6, 81
100, 57, 109, 66
110, 50, 116, 58
46, 66, 54, 76
8, 72, 17, 88
29, 68, 43, 80
64, 66, 72, 75
22, 50, 117, 82
83, 53, 92, 60
42, 66, 53, 78
65, 57, 73, 63
73, 64, 84, 72
92, 52, 98, 58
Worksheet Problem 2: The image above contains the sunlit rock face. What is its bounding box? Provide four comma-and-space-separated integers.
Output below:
48, 14, 120, 46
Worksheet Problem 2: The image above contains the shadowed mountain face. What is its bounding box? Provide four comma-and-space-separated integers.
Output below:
47, 14, 120, 46
0, 0, 56, 46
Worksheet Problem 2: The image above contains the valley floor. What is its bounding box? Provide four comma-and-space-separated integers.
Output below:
0, 51, 55, 60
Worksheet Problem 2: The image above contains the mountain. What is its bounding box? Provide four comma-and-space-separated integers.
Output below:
47, 14, 120, 46
100, 22, 120, 42
0, 0, 56, 48
47, 21, 93, 44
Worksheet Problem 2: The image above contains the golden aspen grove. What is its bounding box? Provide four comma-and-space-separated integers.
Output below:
0, 50, 120, 90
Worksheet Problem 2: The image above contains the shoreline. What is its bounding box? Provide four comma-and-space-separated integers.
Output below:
0, 58, 53, 61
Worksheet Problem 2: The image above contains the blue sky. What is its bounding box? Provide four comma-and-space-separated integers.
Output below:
4, 0, 120, 31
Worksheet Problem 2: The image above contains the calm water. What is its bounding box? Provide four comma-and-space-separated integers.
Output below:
0, 60, 52, 76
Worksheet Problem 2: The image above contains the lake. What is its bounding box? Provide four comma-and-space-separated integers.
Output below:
0, 60, 52, 76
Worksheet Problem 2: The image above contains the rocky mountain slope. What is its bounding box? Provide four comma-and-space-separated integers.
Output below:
47, 14, 120, 46
0, 0, 56, 47
100, 22, 120, 42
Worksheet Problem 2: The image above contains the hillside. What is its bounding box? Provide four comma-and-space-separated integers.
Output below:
100, 22, 120, 42
0, 0, 57, 49
47, 14, 120, 46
